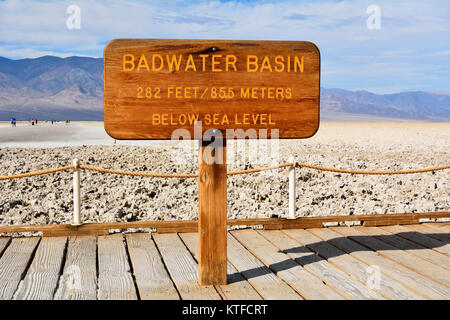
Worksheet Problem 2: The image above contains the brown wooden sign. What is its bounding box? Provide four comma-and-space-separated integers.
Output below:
104, 39, 320, 139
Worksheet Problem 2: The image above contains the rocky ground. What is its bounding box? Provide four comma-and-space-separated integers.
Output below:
0, 123, 449, 231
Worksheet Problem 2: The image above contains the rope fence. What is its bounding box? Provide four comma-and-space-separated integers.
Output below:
0, 165, 75, 180
1, 162, 449, 180
1, 159, 449, 223
79, 165, 198, 179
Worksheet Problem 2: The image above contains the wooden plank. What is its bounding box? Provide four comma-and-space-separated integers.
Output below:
97, 233, 138, 300
43, 229, 109, 237
413, 223, 450, 242
404, 224, 450, 252
354, 226, 450, 271
282, 221, 323, 229
0, 238, 10, 257
277, 229, 382, 299
364, 217, 419, 227
226, 233, 302, 300
125, 233, 179, 300
198, 140, 227, 285
423, 222, 450, 232
316, 227, 449, 299
233, 229, 344, 300
14, 237, 67, 300
152, 233, 221, 300
104, 39, 320, 139
302, 229, 423, 300
264, 221, 323, 230
228, 212, 450, 227
179, 232, 262, 300
383, 225, 450, 256
334, 226, 450, 288
263, 224, 283, 230
54, 236, 98, 300
157, 227, 197, 233
0, 220, 198, 234
0, 212, 448, 235
0, 237, 40, 300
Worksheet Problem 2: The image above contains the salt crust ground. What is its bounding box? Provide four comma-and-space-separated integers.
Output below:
0, 122, 448, 232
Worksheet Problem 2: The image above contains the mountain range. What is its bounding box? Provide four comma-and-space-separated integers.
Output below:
1, 55, 449, 121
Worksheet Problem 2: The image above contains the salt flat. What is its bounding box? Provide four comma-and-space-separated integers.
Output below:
0, 122, 448, 228
0, 122, 161, 148
0, 121, 448, 149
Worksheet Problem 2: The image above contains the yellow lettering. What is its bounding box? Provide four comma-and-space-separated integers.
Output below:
152, 54, 163, 71
185, 54, 196, 71
222, 114, 229, 125
286, 88, 292, 99
152, 113, 160, 125
167, 87, 174, 98
123, 54, 135, 71
213, 113, 220, 125
175, 87, 182, 99
204, 114, 211, 125
212, 55, 222, 72
276, 88, 284, 100
161, 114, 168, 125
247, 55, 258, 72
294, 56, 304, 72
188, 114, 199, 124
166, 54, 182, 72
274, 56, 285, 72
193, 87, 199, 98
137, 54, 149, 71
243, 114, 250, 125
170, 113, 177, 125
269, 114, 275, 125
260, 56, 272, 72
261, 87, 266, 98
260, 114, 267, 125
184, 87, 191, 98
179, 114, 187, 125
225, 55, 237, 71
251, 88, 258, 99
200, 54, 208, 71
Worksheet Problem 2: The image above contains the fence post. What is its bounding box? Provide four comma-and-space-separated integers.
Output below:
72, 158, 81, 226
288, 157, 296, 219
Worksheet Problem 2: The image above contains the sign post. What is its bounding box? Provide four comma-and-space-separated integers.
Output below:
103, 39, 320, 285
198, 130, 227, 285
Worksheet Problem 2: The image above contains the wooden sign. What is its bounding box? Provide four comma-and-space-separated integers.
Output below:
104, 39, 320, 139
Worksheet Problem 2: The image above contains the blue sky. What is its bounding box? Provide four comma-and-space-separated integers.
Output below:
0, 0, 449, 94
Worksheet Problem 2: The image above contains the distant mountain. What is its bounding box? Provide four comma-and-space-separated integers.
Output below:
0, 55, 449, 121
321, 88, 450, 121
0, 56, 103, 120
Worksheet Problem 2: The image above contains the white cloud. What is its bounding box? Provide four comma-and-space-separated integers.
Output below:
0, 0, 449, 93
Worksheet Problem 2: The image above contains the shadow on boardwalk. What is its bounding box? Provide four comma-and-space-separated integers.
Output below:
230, 231, 450, 282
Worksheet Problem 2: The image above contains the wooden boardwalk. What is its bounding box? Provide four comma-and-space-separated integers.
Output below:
0, 223, 449, 300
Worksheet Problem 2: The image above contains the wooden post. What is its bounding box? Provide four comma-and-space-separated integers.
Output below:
198, 131, 227, 285
72, 158, 81, 226
288, 157, 296, 219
